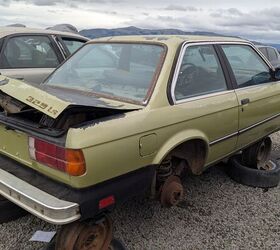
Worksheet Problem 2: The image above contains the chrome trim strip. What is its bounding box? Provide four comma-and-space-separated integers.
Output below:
175, 90, 234, 104
209, 131, 238, 146
0, 169, 81, 225
170, 41, 274, 105
52, 35, 66, 60
209, 112, 280, 146
234, 81, 278, 92
239, 112, 280, 134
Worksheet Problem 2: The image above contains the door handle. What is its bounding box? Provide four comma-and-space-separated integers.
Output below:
241, 98, 250, 105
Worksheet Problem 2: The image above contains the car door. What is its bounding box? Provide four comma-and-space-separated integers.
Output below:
220, 44, 280, 149
171, 43, 239, 165
0, 34, 64, 84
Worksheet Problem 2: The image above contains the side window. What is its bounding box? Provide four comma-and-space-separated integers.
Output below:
258, 47, 268, 59
221, 45, 271, 88
61, 38, 85, 54
0, 36, 59, 68
174, 45, 227, 100
267, 48, 278, 61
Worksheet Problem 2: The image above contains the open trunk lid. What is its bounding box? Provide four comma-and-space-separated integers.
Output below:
0, 76, 143, 119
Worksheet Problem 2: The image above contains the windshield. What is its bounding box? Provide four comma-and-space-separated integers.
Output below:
45, 43, 165, 104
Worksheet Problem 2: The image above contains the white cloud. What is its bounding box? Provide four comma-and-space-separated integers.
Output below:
0, 0, 280, 43
163, 5, 200, 12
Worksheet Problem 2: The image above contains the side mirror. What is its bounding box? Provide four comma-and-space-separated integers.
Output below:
273, 68, 280, 80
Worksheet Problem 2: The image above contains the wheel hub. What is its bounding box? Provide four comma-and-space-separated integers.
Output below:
242, 137, 272, 170
56, 215, 113, 250
256, 139, 272, 170
160, 175, 183, 207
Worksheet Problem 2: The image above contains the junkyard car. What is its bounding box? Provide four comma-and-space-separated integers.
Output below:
0, 27, 89, 83
0, 35, 279, 249
256, 45, 280, 68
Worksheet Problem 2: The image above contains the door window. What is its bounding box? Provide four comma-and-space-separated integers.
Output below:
0, 36, 59, 68
61, 38, 85, 54
267, 47, 278, 61
221, 45, 271, 88
258, 47, 268, 59
174, 45, 227, 100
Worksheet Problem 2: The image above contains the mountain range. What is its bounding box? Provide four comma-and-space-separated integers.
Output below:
79, 26, 225, 39
8, 24, 279, 48
79, 26, 280, 50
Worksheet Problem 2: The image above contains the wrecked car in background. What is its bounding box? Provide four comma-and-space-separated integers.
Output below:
0, 27, 88, 83
0, 35, 279, 249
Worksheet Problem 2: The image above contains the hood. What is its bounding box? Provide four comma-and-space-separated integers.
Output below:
0, 76, 143, 119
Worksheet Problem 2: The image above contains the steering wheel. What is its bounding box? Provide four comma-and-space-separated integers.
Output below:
180, 62, 195, 69
176, 63, 199, 89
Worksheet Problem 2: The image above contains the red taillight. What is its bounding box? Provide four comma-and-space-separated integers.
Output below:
29, 137, 86, 176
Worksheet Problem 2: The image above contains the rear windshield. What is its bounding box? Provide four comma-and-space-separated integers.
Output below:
45, 43, 165, 104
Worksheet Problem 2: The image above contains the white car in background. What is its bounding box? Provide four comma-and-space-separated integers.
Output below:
0, 27, 89, 83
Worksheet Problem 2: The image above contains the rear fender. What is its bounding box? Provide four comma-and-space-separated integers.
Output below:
152, 129, 209, 174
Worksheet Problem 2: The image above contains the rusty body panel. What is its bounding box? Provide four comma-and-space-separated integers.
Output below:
37, 84, 143, 110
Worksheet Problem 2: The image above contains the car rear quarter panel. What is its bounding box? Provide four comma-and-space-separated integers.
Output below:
67, 91, 238, 188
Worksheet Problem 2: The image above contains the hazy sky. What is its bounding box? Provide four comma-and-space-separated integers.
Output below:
0, 0, 280, 43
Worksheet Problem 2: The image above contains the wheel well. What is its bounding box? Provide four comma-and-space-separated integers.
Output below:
166, 139, 208, 175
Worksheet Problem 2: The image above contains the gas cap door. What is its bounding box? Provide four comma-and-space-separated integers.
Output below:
139, 134, 157, 157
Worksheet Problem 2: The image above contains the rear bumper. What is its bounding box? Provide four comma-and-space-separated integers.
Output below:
0, 168, 80, 225
0, 154, 155, 225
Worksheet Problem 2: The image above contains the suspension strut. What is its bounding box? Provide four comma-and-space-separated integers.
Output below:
156, 158, 184, 207
157, 159, 173, 186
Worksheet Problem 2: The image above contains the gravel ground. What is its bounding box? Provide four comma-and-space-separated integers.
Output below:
0, 133, 279, 250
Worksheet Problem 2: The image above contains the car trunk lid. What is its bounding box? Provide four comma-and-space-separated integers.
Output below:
0, 76, 143, 119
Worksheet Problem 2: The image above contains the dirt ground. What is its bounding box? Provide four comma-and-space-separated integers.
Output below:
0, 133, 279, 250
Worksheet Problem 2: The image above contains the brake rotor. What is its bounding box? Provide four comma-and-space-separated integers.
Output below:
160, 175, 183, 207
56, 215, 113, 250
75, 216, 113, 250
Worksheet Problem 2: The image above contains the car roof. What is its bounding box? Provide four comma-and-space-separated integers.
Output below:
0, 27, 89, 40
91, 35, 248, 47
